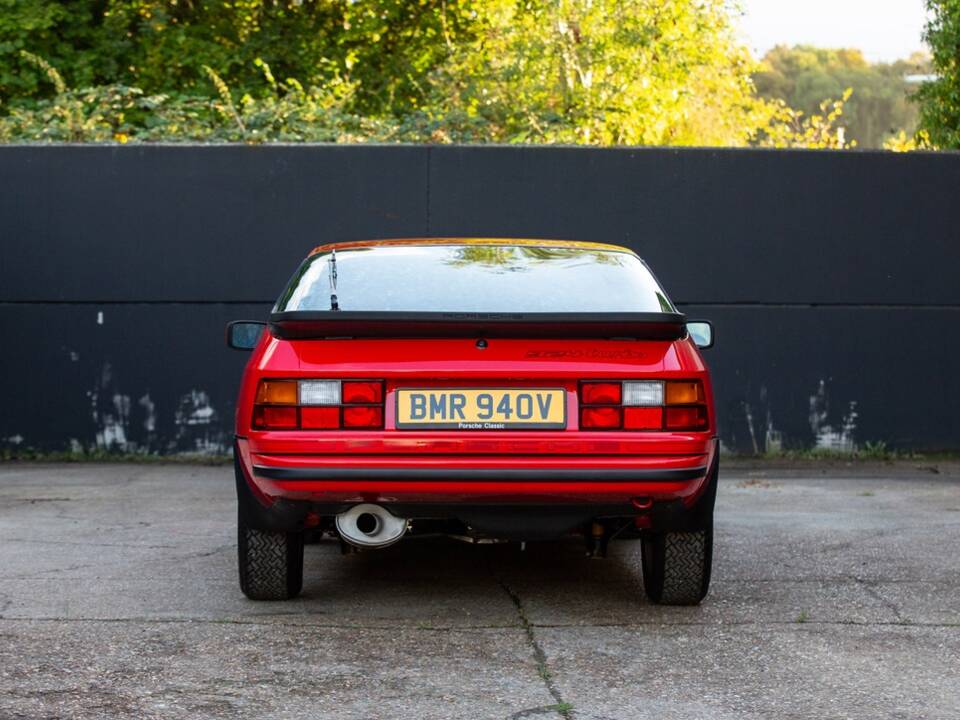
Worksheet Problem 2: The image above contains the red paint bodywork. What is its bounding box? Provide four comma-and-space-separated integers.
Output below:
235, 335, 717, 510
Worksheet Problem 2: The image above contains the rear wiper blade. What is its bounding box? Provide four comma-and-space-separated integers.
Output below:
328, 248, 339, 311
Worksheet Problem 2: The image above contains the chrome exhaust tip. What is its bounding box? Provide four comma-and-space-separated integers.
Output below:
335, 504, 408, 549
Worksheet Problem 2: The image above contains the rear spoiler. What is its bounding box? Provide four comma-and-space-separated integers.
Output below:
269, 311, 688, 340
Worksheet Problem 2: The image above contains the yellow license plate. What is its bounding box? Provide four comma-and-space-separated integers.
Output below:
395, 388, 566, 430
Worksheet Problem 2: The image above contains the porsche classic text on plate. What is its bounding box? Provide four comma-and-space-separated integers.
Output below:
395, 388, 566, 429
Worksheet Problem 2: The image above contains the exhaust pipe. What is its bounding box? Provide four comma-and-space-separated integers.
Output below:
336, 504, 408, 549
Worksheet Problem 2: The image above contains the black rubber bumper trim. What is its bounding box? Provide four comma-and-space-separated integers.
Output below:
252, 465, 708, 482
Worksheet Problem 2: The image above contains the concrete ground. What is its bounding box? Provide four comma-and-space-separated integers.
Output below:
0, 462, 958, 720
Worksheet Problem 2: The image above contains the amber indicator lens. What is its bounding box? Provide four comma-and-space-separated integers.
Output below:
255, 380, 298, 405
665, 381, 703, 405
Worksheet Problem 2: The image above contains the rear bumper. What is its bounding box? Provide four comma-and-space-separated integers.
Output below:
236, 437, 716, 508
253, 465, 706, 482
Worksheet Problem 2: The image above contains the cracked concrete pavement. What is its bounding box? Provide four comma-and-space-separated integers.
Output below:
0, 461, 958, 719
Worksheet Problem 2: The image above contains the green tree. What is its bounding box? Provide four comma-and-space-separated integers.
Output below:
0, 54, 397, 143
756, 89, 855, 149
0, 1, 105, 99
917, 0, 960, 147
0, 0, 480, 116
0, 0, 873, 149
412, 0, 771, 146
753, 45, 930, 148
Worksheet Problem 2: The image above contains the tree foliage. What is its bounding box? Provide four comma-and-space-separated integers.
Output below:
0, 0, 479, 114
757, 89, 856, 149
0, 0, 858, 148
917, 0, 960, 148
0, 54, 396, 143
753, 45, 930, 148
415, 0, 771, 146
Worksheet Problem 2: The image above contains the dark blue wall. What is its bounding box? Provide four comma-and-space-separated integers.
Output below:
2, 145, 957, 454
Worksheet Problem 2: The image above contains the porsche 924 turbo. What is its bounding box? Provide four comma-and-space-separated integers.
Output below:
227, 238, 717, 605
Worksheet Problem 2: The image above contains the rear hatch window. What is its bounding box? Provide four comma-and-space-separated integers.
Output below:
274, 243, 676, 314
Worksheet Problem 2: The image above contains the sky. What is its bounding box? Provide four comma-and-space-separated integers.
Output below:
736, 0, 929, 62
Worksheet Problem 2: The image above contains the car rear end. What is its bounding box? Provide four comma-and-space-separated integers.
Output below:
229, 239, 718, 605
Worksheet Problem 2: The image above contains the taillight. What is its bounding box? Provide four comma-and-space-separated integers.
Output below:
252, 379, 384, 430
342, 381, 383, 404
581, 382, 621, 405
579, 380, 708, 431
343, 406, 384, 428
581, 406, 622, 429
665, 405, 708, 430
665, 381, 703, 405
300, 406, 339, 430
256, 380, 298, 405
623, 406, 662, 430
252, 405, 297, 429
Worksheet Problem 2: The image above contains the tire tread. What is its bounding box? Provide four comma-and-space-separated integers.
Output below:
238, 524, 304, 601
658, 530, 710, 605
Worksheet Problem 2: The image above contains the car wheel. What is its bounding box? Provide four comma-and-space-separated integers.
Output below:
641, 526, 712, 605
238, 517, 304, 601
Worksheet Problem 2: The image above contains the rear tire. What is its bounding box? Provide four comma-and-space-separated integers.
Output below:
238, 517, 304, 601
641, 527, 712, 605
641, 454, 717, 605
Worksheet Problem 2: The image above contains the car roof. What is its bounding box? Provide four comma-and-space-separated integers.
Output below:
307, 237, 636, 257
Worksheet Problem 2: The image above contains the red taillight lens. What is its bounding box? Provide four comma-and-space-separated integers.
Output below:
300, 406, 340, 430
581, 406, 622, 429
579, 379, 709, 431
342, 381, 383, 404
623, 407, 662, 430
253, 405, 298, 430
581, 382, 622, 405
343, 406, 384, 428
665, 406, 709, 430
252, 378, 384, 431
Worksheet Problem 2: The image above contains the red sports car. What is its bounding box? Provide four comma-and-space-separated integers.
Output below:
227, 238, 717, 605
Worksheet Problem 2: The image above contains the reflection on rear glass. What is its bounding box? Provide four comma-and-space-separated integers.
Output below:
274, 244, 676, 314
